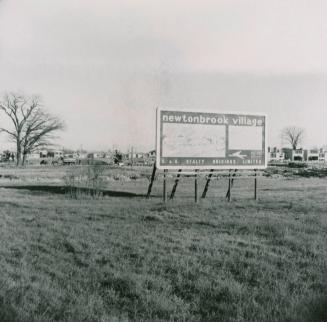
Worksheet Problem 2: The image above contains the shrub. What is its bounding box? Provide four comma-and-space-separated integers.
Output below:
288, 162, 307, 168
63, 165, 106, 199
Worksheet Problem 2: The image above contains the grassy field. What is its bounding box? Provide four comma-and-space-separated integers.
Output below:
0, 166, 326, 321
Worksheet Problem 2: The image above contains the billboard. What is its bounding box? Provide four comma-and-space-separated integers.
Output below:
156, 109, 267, 170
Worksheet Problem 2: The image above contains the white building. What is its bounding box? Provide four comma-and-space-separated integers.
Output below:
318, 150, 327, 162
304, 149, 319, 162
291, 149, 305, 162
27, 152, 41, 160
268, 147, 285, 163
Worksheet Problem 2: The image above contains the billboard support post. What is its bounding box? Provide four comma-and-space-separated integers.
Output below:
227, 170, 232, 202
194, 170, 199, 203
169, 169, 182, 200
254, 169, 258, 200
163, 169, 167, 202
201, 169, 214, 199
146, 162, 157, 199
226, 169, 237, 200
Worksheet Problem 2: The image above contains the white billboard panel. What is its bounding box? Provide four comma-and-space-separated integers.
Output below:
162, 123, 226, 158
229, 126, 262, 151
156, 109, 267, 170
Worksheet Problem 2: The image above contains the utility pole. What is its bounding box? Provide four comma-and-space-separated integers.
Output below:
131, 146, 134, 168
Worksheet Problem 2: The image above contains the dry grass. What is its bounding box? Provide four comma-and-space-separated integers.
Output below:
0, 167, 326, 321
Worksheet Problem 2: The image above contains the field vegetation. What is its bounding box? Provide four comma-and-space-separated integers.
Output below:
0, 165, 326, 321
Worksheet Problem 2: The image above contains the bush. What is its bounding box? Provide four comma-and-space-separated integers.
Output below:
63, 165, 106, 199
288, 162, 307, 168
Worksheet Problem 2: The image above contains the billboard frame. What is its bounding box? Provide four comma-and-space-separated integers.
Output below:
156, 107, 268, 170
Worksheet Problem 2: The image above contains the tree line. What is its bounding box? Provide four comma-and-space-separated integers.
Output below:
0, 91, 307, 167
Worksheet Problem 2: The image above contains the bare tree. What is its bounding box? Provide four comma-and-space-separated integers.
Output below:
0, 92, 65, 166
281, 126, 305, 150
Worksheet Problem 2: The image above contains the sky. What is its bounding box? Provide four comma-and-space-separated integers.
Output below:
1, 0, 327, 151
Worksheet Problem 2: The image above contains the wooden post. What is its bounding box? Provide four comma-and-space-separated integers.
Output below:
163, 169, 167, 202
254, 169, 258, 201
226, 169, 237, 200
227, 170, 232, 202
195, 170, 198, 203
201, 169, 214, 199
146, 163, 157, 199
169, 169, 182, 200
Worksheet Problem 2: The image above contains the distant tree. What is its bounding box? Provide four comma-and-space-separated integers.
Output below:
281, 126, 305, 150
1, 150, 13, 162
0, 92, 65, 166
113, 150, 123, 164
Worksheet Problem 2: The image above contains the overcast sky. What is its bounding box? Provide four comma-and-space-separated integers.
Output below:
1, 0, 327, 151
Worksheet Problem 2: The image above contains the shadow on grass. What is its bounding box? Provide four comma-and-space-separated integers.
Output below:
312, 298, 327, 322
2, 185, 144, 198
0, 299, 19, 322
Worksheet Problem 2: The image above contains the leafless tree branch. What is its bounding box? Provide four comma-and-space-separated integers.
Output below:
0, 92, 65, 166
281, 126, 305, 150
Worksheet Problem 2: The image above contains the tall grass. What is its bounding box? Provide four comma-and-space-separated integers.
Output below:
63, 165, 106, 198
0, 173, 326, 321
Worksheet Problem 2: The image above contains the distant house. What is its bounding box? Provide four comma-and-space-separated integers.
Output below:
77, 152, 88, 159
148, 150, 156, 158
87, 152, 102, 159
304, 149, 319, 162
40, 150, 48, 158
145, 150, 156, 165
128, 152, 145, 159
27, 152, 41, 160
282, 148, 305, 162
268, 147, 285, 163
26, 149, 64, 163
95, 152, 103, 158
96, 152, 107, 158
122, 151, 148, 166
293, 149, 305, 161
318, 149, 327, 162
47, 150, 64, 159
